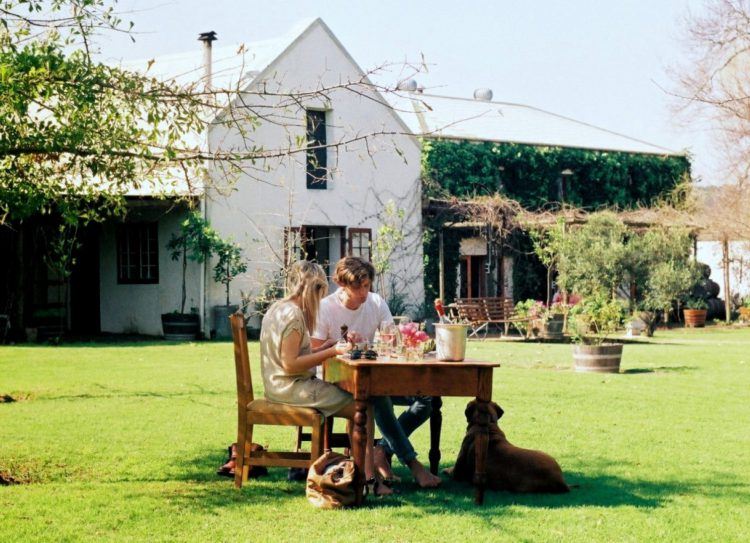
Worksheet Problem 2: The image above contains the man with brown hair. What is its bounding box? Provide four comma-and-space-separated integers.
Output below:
311, 257, 440, 488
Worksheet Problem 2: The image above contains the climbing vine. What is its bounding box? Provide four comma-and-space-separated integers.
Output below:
422, 139, 692, 304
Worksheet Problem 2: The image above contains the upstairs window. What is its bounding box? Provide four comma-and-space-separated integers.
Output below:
306, 109, 327, 189
348, 228, 372, 261
116, 223, 159, 284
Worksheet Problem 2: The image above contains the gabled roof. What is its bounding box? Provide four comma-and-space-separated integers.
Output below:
121, 18, 319, 95
389, 93, 682, 156
116, 18, 418, 197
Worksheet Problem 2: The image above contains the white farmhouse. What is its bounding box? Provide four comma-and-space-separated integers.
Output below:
98, 18, 422, 338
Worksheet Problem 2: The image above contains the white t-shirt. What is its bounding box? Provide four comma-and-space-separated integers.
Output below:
312, 289, 393, 343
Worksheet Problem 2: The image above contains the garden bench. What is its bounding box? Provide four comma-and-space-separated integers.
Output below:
454, 297, 530, 338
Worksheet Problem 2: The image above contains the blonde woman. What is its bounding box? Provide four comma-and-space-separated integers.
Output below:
260, 260, 392, 496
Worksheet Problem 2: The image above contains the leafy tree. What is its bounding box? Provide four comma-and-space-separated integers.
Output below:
0, 0, 208, 227
213, 240, 248, 306
166, 212, 219, 315
556, 212, 629, 300
628, 226, 700, 327
527, 217, 565, 306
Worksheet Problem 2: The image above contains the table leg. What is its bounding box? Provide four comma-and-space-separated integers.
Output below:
472, 398, 489, 505
428, 396, 442, 475
473, 367, 493, 505
352, 399, 368, 505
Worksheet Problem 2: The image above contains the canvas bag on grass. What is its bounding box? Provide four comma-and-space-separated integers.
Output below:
306, 451, 359, 509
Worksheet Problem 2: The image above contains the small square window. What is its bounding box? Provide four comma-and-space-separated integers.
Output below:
116, 223, 159, 284
348, 228, 372, 261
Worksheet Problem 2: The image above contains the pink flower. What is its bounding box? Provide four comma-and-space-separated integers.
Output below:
398, 323, 430, 347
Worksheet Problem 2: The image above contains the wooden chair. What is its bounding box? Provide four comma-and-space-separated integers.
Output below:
230, 312, 338, 488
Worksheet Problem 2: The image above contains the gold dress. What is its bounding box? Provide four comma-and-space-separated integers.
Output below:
260, 300, 351, 417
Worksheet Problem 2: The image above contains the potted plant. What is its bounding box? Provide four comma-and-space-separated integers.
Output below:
163, 211, 219, 340
637, 256, 701, 337
683, 297, 708, 328
739, 297, 750, 322
513, 299, 545, 338
569, 295, 625, 373
542, 301, 568, 340
211, 240, 248, 339
242, 271, 285, 340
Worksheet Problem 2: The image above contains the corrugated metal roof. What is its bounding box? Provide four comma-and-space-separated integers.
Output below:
389, 93, 682, 156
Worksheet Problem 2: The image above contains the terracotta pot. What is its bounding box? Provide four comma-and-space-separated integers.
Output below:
573, 343, 623, 373
683, 309, 707, 328
739, 307, 750, 322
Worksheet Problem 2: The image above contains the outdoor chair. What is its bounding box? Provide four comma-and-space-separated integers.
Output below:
229, 312, 348, 488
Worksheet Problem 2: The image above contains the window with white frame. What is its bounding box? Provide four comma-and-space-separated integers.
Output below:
348, 228, 372, 261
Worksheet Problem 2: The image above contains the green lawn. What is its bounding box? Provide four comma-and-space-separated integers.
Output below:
1, 327, 749, 542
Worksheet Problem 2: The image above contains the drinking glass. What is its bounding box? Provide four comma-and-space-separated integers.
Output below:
379, 322, 397, 360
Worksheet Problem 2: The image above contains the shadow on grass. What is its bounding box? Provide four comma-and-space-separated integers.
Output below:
38, 382, 231, 402
622, 366, 698, 374
160, 450, 746, 516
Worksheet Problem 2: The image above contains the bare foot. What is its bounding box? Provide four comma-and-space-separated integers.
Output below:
408, 460, 442, 488
373, 445, 398, 481
364, 473, 395, 496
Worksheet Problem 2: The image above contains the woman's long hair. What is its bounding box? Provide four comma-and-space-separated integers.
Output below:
284, 260, 328, 333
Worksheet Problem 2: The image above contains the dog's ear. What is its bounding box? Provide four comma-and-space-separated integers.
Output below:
464, 400, 477, 423
491, 401, 505, 420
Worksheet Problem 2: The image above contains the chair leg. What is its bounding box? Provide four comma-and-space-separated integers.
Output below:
310, 418, 323, 464
235, 423, 253, 488
295, 426, 304, 451
323, 417, 333, 451
345, 419, 352, 456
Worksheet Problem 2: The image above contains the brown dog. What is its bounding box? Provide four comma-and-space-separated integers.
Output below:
450, 400, 569, 493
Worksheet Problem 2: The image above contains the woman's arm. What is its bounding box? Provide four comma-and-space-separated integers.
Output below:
280, 330, 346, 374
311, 337, 337, 352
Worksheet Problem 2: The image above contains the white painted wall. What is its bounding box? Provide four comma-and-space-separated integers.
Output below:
696, 240, 750, 300
204, 21, 423, 330
99, 206, 200, 336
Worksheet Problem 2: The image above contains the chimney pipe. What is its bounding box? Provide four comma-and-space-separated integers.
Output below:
198, 31, 218, 91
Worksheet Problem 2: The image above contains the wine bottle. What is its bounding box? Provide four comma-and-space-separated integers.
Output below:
434, 298, 450, 324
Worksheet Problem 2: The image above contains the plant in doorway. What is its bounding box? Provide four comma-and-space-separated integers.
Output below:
163, 211, 220, 340
212, 240, 248, 339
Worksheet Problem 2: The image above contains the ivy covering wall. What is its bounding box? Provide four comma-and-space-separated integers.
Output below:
422, 139, 692, 305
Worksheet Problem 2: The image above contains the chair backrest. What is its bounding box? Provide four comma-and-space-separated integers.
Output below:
455, 298, 486, 323
230, 312, 254, 404
482, 297, 513, 320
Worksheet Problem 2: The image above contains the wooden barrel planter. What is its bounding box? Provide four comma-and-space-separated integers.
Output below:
161, 313, 201, 340
683, 309, 707, 328
573, 343, 623, 373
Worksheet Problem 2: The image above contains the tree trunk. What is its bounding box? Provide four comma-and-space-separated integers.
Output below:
546, 266, 552, 307
723, 238, 731, 323
181, 248, 187, 314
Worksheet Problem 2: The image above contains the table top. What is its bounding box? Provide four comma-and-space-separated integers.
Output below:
329, 352, 500, 368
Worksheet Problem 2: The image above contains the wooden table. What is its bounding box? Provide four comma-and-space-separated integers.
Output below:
324, 354, 500, 505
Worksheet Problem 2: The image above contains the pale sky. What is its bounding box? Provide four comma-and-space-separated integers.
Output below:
102, 0, 719, 184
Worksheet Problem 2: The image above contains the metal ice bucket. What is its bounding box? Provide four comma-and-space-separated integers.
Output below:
434, 323, 469, 361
